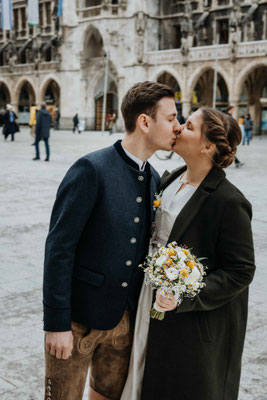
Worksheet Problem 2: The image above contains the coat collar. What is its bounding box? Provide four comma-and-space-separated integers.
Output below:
161, 165, 226, 244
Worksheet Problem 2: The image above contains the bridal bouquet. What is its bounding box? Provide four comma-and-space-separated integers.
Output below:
141, 242, 207, 320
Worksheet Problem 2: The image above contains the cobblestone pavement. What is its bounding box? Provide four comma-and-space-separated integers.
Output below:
0, 128, 266, 399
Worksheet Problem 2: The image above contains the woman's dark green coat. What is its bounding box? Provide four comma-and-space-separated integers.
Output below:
141, 165, 255, 400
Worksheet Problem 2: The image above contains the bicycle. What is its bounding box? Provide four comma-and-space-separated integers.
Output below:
155, 150, 174, 160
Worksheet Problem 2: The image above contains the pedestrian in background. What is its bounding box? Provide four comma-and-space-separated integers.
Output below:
226, 105, 244, 168
29, 104, 37, 144
54, 108, 60, 130
108, 112, 117, 134
2, 104, 19, 142
33, 103, 51, 162
73, 113, 81, 134
243, 114, 253, 145
238, 115, 245, 141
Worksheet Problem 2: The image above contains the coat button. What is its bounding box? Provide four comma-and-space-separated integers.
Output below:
134, 217, 140, 223
136, 196, 143, 203
130, 238, 136, 244
47, 379, 52, 385
121, 282, 128, 288
125, 260, 132, 266
138, 175, 144, 181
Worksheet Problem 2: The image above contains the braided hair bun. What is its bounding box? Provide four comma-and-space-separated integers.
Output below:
200, 108, 242, 168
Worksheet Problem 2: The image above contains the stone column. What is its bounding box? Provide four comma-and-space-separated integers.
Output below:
182, 100, 191, 118
62, 0, 78, 27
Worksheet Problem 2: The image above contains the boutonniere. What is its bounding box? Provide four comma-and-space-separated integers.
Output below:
153, 190, 163, 211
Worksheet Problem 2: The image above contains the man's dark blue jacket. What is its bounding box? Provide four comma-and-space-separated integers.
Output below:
43, 140, 160, 332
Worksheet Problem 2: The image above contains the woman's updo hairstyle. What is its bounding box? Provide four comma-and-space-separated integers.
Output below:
200, 108, 242, 168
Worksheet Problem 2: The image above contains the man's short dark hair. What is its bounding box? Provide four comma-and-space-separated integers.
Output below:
41, 103, 47, 109
121, 81, 174, 133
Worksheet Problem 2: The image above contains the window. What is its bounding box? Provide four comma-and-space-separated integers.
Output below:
218, 0, 229, 5
217, 19, 229, 44
173, 25, 181, 48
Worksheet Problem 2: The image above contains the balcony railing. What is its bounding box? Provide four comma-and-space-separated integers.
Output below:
145, 40, 267, 64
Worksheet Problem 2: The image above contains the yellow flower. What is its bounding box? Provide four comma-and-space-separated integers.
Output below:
153, 200, 161, 208
182, 249, 189, 256
165, 258, 173, 266
186, 260, 195, 270
167, 249, 176, 256
180, 268, 189, 277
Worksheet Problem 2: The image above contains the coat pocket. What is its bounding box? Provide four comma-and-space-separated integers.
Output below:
196, 312, 212, 343
73, 264, 105, 287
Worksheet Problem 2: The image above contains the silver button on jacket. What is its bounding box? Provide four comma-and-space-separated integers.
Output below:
121, 282, 128, 288
130, 238, 137, 243
134, 217, 140, 223
138, 175, 144, 181
126, 260, 132, 266
136, 196, 143, 203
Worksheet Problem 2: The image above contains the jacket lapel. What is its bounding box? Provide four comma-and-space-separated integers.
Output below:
159, 166, 187, 192
164, 166, 226, 245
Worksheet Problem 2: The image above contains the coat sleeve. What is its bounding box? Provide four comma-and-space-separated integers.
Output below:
176, 196, 255, 313
35, 111, 41, 137
43, 157, 99, 331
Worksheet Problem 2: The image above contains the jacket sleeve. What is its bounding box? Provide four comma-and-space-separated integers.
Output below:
176, 196, 255, 313
43, 157, 99, 331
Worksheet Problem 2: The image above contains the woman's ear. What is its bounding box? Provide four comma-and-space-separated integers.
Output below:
136, 113, 150, 133
201, 141, 216, 154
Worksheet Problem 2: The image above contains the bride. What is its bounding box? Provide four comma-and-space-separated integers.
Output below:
121, 108, 255, 400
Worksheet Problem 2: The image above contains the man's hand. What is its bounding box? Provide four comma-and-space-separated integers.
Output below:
45, 331, 73, 360
155, 290, 178, 312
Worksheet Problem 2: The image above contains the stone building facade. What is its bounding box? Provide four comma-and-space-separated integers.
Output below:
0, 0, 267, 133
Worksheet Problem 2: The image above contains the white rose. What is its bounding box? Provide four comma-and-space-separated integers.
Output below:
166, 267, 179, 281
184, 267, 201, 285
177, 250, 187, 262
155, 254, 168, 267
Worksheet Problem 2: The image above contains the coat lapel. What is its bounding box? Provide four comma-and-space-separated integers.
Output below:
164, 165, 226, 245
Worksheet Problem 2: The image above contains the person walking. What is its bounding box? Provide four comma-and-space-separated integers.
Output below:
2, 104, 19, 142
226, 105, 244, 168
243, 113, 253, 145
43, 81, 180, 400
33, 103, 51, 161
108, 112, 117, 134
54, 108, 60, 130
29, 104, 37, 143
73, 113, 81, 133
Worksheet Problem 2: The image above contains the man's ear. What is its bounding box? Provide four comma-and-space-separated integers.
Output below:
136, 113, 150, 133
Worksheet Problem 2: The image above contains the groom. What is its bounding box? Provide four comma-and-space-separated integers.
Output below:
43, 81, 180, 400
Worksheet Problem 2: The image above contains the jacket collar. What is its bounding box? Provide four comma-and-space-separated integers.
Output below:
114, 140, 150, 173
161, 165, 226, 244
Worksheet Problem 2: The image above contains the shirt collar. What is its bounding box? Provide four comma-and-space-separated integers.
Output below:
113, 140, 148, 172
122, 146, 147, 171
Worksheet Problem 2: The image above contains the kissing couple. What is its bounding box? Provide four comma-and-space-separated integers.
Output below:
43, 81, 255, 400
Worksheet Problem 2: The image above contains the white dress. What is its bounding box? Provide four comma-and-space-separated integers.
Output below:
120, 177, 197, 400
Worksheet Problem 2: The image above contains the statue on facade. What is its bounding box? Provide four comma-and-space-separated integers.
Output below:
8, 32, 17, 71
135, 11, 146, 63
32, 32, 42, 70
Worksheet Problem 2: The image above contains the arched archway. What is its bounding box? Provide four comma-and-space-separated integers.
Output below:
157, 72, 182, 109
83, 25, 105, 59
0, 82, 11, 126
191, 69, 228, 111
42, 79, 60, 124
94, 75, 118, 131
18, 81, 36, 124
238, 65, 267, 135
